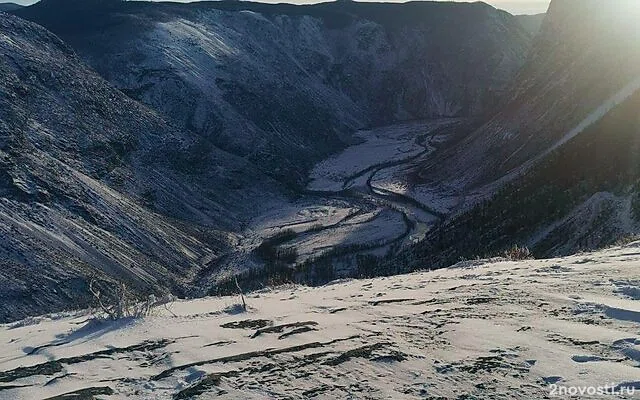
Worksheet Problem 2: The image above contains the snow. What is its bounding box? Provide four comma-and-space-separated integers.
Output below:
3, 244, 640, 399
250, 201, 356, 235
308, 120, 452, 192
284, 209, 407, 260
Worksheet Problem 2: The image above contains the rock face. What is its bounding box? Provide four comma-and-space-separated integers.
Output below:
400, 0, 640, 269
0, 12, 284, 322
14, 0, 533, 184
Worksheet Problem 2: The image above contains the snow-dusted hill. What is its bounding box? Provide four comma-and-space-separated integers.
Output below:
0, 12, 285, 322
2, 243, 640, 399
14, 0, 533, 184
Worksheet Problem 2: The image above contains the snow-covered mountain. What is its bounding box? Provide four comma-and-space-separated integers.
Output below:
14, 0, 534, 184
2, 243, 640, 399
0, 12, 286, 322
0, 0, 539, 321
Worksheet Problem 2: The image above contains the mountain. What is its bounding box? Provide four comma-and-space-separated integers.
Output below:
0, 12, 285, 322
515, 13, 545, 35
14, 0, 534, 185
418, 0, 640, 200
393, 0, 640, 270
5, 0, 633, 322
0, 0, 536, 322
0, 2, 22, 12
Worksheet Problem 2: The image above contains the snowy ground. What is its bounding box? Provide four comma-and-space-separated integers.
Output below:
282, 208, 407, 260
3, 244, 640, 399
307, 120, 454, 192
249, 201, 358, 237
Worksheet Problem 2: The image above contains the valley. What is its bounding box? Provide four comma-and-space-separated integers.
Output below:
207, 119, 461, 290
3, 0, 640, 398
1, 0, 640, 368
1, 0, 539, 320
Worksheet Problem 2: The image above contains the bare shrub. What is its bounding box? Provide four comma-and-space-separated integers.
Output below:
503, 245, 532, 261
89, 280, 174, 320
234, 276, 247, 312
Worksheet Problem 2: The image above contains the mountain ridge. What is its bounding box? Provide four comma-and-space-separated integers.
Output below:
0, 11, 287, 322
13, 0, 534, 185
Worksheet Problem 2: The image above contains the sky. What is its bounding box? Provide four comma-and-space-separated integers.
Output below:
8, 0, 551, 15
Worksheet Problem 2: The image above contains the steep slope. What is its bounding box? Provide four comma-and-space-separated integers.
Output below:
515, 13, 545, 35
14, 0, 533, 184
402, 90, 640, 271
0, 3, 22, 12
3, 244, 640, 399
392, 0, 640, 270
0, 13, 283, 322
414, 0, 640, 207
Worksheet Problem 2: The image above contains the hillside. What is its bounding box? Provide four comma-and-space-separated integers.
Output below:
0, 3, 21, 12
401, 89, 640, 271
373, 0, 640, 269
2, 244, 640, 399
515, 13, 545, 35
14, 0, 533, 184
413, 0, 640, 206
0, 12, 284, 322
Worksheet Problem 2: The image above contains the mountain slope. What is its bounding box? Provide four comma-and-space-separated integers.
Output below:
0, 12, 284, 322
3, 244, 640, 399
0, 2, 22, 12
14, 0, 534, 184
403, 89, 640, 270
414, 0, 640, 204
515, 13, 545, 35
393, 0, 640, 269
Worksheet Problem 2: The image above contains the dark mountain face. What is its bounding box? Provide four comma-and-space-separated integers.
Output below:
515, 13, 545, 35
393, 0, 640, 270
0, 3, 22, 12
418, 0, 640, 195
400, 91, 640, 271
14, 0, 533, 185
0, 12, 285, 321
